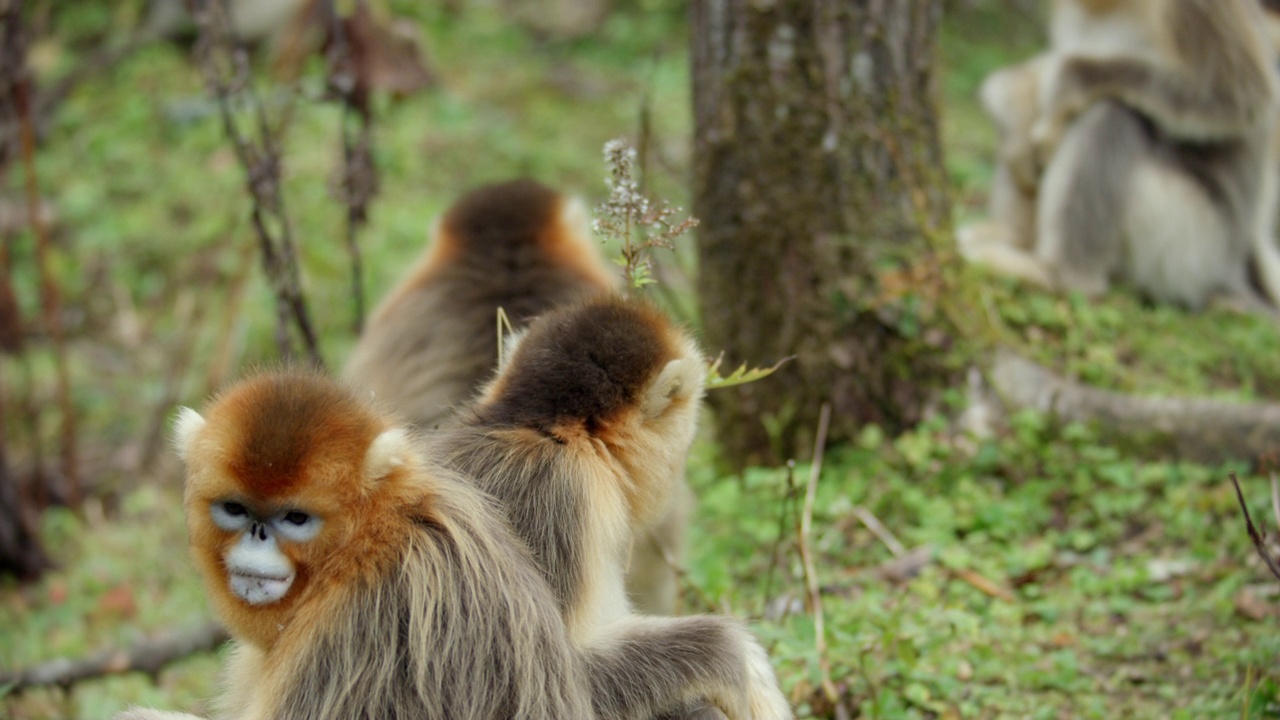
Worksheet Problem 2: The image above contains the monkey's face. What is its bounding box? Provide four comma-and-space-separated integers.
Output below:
200, 497, 322, 606
171, 371, 401, 646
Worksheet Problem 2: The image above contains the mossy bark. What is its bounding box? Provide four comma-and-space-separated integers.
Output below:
692, 0, 955, 468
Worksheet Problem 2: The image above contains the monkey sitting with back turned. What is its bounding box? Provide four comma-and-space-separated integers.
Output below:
344, 177, 692, 616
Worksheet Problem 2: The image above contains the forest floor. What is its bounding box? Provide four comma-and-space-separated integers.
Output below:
3, 3, 1279, 719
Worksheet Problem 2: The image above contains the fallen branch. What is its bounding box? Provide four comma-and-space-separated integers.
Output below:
873, 544, 934, 584
0, 621, 229, 692
949, 567, 1016, 602
851, 505, 906, 558
1230, 472, 1280, 583
991, 351, 1280, 464
1272, 472, 1279, 534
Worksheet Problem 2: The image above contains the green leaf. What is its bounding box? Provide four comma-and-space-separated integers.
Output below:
704, 354, 793, 390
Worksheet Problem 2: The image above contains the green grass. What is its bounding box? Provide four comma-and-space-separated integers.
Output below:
687, 417, 1280, 717
3, 2, 1280, 718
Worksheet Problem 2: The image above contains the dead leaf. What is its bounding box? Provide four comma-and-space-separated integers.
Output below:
47, 579, 68, 606
339, 4, 434, 111
1234, 584, 1278, 621
96, 584, 138, 620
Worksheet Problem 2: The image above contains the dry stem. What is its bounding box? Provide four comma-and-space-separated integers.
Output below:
1271, 472, 1279, 534
13, 25, 78, 505
324, 0, 376, 335
188, 0, 323, 366
851, 505, 906, 557
797, 403, 837, 703
1229, 472, 1280, 583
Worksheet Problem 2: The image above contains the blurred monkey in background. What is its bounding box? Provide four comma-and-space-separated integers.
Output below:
344, 179, 616, 430
960, 0, 1280, 312
344, 178, 691, 615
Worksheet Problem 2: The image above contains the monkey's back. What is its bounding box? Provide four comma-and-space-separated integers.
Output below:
344, 179, 616, 429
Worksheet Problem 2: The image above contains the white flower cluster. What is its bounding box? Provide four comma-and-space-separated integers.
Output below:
593, 138, 649, 236
592, 137, 698, 290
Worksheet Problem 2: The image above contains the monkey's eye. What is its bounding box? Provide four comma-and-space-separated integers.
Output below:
283, 511, 310, 526
222, 502, 248, 517
274, 509, 322, 542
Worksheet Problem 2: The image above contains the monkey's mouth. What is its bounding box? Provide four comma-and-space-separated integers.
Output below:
229, 571, 295, 606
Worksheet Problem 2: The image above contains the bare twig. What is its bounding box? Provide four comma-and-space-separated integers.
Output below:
1230, 472, 1280, 583
139, 290, 207, 473
796, 403, 837, 704
324, 0, 376, 335
12, 19, 78, 506
761, 459, 799, 618
188, 0, 323, 367
949, 567, 1016, 602
851, 505, 906, 558
0, 354, 50, 579
1271, 472, 1279, 535
0, 621, 229, 692
204, 240, 257, 396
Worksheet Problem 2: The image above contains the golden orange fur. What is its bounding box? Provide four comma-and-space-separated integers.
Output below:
123, 369, 594, 719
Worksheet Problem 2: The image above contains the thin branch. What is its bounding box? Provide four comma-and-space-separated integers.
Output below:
796, 403, 837, 704
761, 459, 799, 619
324, 0, 375, 335
949, 567, 1016, 602
139, 290, 207, 473
0, 621, 229, 692
1229, 472, 1280, 583
203, 240, 256, 396
1271, 472, 1279, 535
13, 26, 78, 506
188, 0, 323, 367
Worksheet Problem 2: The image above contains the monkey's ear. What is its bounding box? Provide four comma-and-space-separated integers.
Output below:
642, 357, 705, 419
559, 195, 592, 237
364, 428, 412, 482
172, 407, 207, 461
497, 329, 528, 372
426, 214, 445, 244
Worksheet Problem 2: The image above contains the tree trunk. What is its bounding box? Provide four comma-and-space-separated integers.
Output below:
692, 0, 955, 468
